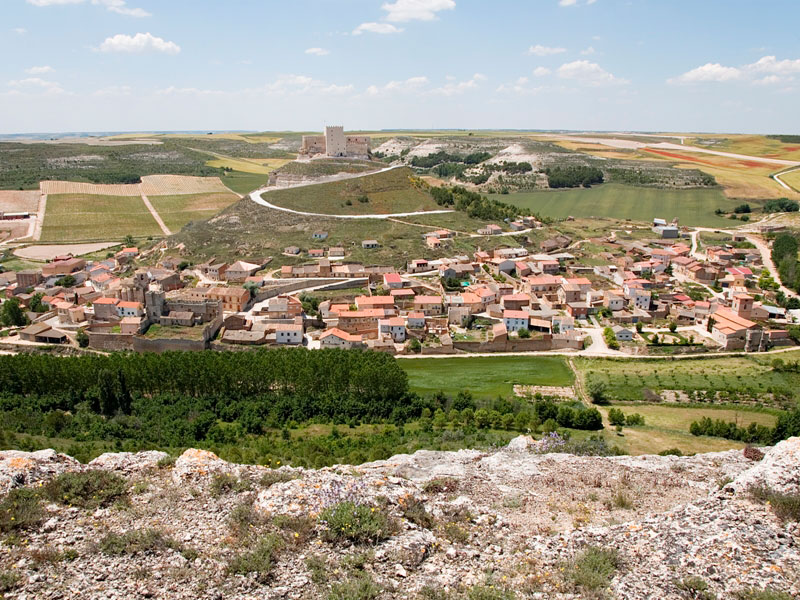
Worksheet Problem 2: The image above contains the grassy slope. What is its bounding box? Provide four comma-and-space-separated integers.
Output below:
265, 167, 441, 216
41, 194, 162, 242
401, 356, 574, 399
492, 184, 738, 228
205, 157, 291, 174
147, 192, 240, 232
780, 169, 800, 193
220, 172, 269, 195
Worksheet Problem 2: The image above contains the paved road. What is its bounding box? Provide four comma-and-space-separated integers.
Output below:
772, 166, 800, 193
249, 165, 459, 220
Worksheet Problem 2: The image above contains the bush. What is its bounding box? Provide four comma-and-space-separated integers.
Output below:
608, 408, 626, 427
98, 528, 186, 556
227, 534, 284, 582
320, 502, 394, 544
743, 446, 764, 461
749, 485, 800, 523
423, 478, 459, 494
44, 471, 127, 509
587, 380, 608, 404
659, 448, 683, 456
0, 571, 20, 593
733, 587, 794, 600
676, 576, 714, 600
0, 488, 43, 533
563, 546, 619, 594
401, 496, 434, 529
210, 473, 251, 497
328, 573, 382, 600
625, 413, 645, 426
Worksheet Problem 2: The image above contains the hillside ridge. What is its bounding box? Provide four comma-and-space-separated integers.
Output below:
0, 437, 797, 599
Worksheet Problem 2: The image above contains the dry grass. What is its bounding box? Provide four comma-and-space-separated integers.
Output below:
140, 175, 232, 196
0, 191, 40, 212
40, 181, 142, 196
40, 194, 162, 242
206, 157, 291, 175
147, 192, 240, 231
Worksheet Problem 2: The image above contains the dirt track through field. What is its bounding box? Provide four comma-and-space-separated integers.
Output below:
140, 193, 172, 235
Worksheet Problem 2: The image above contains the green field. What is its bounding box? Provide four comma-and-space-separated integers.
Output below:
220, 171, 269, 195
266, 167, 441, 216
576, 353, 800, 406
41, 194, 162, 242
492, 183, 740, 227
148, 192, 240, 232
400, 356, 574, 399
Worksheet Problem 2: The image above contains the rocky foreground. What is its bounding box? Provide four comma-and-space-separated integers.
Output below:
0, 437, 797, 600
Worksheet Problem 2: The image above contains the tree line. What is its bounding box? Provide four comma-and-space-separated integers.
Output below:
545, 166, 604, 189
771, 233, 800, 292
689, 408, 800, 445
430, 185, 539, 223
410, 151, 491, 169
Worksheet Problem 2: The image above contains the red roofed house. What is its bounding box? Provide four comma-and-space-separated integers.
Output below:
708, 307, 760, 350
93, 297, 120, 320
383, 273, 403, 289
379, 317, 407, 342
320, 328, 365, 349
412, 295, 444, 316
116, 301, 144, 318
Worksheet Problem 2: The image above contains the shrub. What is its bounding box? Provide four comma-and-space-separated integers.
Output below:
98, 528, 187, 557
612, 489, 634, 509
401, 496, 434, 529
676, 576, 714, 600
443, 521, 469, 543
272, 513, 316, 546
320, 502, 393, 544
466, 585, 518, 600
749, 485, 800, 523
328, 573, 382, 600
156, 455, 176, 469
733, 587, 794, 600
0, 571, 19, 593
563, 546, 620, 594
306, 554, 328, 584
743, 446, 764, 461
0, 488, 43, 533
608, 408, 626, 427
210, 473, 251, 497
587, 380, 609, 405
44, 471, 127, 509
227, 534, 284, 583
423, 478, 459, 494
228, 501, 266, 540
659, 448, 683, 456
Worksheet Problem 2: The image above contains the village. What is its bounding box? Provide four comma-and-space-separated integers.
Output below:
1, 211, 797, 357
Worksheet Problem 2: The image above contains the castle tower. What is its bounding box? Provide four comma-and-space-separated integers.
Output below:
324, 126, 346, 157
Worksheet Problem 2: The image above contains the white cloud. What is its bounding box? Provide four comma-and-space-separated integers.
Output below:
557, 60, 626, 85
746, 55, 800, 75
13, 28, 28, 35
533, 67, 551, 77
527, 44, 566, 57
98, 33, 181, 54
366, 76, 429, 96
559, 0, 596, 5
155, 75, 355, 99
25, 66, 54, 75
431, 73, 486, 96
580, 46, 595, 56
352, 22, 404, 35
381, 0, 456, 22
753, 75, 782, 86
496, 76, 550, 95
27, 0, 150, 17
8, 77, 65, 94
668, 63, 742, 84
305, 47, 330, 56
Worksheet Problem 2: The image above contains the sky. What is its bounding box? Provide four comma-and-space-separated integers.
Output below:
1, 0, 799, 134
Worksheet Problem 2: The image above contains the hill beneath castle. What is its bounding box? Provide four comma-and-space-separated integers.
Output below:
0, 437, 797, 599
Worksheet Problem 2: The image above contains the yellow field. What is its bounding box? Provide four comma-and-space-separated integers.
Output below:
687, 134, 800, 162
205, 157, 292, 175
779, 168, 800, 192
140, 175, 232, 196
109, 133, 281, 144
40, 181, 142, 196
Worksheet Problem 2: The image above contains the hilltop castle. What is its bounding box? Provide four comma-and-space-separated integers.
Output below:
300, 126, 370, 158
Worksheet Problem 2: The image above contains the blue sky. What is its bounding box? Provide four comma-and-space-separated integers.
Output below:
1, 0, 798, 134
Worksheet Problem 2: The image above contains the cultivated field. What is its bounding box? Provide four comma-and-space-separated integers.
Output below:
14, 242, 119, 261
220, 172, 269, 195
140, 175, 232, 196
494, 183, 738, 227
401, 356, 574, 399
40, 194, 162, 242
265, 167, 441, 216
780, 168, 800, 192
688, 134, 800, 162
576, 353, 800, 406
40, 181, 142, 196
205, 157, 292, 175
0, 190, 40, 212
147, 192, 241, 232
